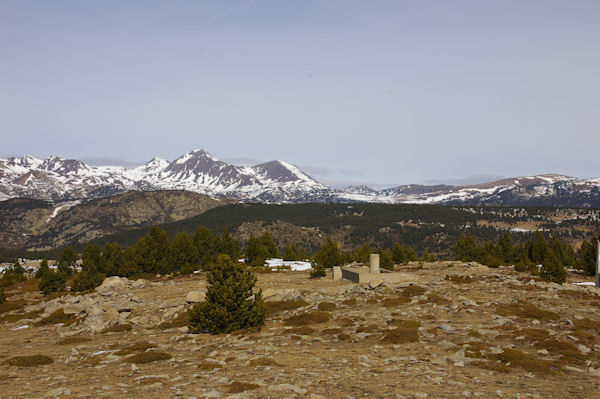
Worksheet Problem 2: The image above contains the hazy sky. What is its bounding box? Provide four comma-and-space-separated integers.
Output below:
1, 1, 599, 188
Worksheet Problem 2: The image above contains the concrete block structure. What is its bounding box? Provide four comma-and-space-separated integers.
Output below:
337, 254, 412, 284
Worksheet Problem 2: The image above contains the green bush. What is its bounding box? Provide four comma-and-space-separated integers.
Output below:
310, 264, 326, 278
188, 254, 265, 334
38, 270, 67, 295
0, 261, 26, 288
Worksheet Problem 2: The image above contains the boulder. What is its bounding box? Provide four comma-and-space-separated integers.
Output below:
262, 288, 302, 302
185, 290, 206, 303
96, 276, 129, 295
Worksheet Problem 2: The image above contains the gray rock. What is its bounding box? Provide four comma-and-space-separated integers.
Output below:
185, 290, 206, 303
96, 276, 129, 295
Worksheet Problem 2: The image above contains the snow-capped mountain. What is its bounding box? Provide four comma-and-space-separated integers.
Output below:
0, 150, 331, 203
2, 151, 600, 207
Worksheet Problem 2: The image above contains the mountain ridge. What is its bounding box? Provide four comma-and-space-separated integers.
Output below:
2, 150, 600, 207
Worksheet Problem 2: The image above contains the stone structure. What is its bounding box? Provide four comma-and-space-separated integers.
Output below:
337, 254, 411, 284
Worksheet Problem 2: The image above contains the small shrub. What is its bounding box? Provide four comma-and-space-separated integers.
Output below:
0, 262, 26, 288
0, 288, 5, 304
381, 296, 410, 308
5, 354, 53, 367
317, 301, 336, 311
284, 311, 330, 326
124, 351, 171, 364
310, 265, 326, 278
474, 360, 510, 373
38, 270, 67, 295
534, 339, 588, 365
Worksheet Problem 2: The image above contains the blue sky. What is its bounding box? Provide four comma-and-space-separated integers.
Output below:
1, 1, 599, 188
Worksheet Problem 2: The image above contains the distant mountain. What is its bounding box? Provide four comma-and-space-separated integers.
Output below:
2, 151, 600, 207
0, 190, 225, 250
0, 150, 331, 203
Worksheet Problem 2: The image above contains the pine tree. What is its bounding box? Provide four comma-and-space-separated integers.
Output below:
171, 232, 197, 273
135, 226, 171, 274
100, 242, 124, 276
531, 231, 548, 264
576, 236, 598, 276
119, 247, 140, 277
1, 260, 26, 287
454, 233, 477, 262
38, 269, 66, 295
188, 254, 265, 334
71, 243, 105, 292
353, 243, 372, 264
193, 227, 216, 267
246, 235, 270, 267
376, 247, 394, 271
57, 246, 78, 276
35, 259, 50, 279
540, 248, 566, 284
216, 229, 241, 261
314, 237, 341, 268
498, 232, 515, 263
283, 243, 298, 261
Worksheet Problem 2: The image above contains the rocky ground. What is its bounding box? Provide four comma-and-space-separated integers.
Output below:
1, 262, 600, 398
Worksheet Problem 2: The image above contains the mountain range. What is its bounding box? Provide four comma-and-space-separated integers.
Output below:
2, 149, 600, 207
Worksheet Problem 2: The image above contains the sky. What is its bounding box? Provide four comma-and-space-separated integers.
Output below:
1, 1, 599, 188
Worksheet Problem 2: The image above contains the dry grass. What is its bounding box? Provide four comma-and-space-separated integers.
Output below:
534, 339, 588, 365
386, 319, 421, 329
474, 360, 511, 373
5, 354, 53, 367
284, 311, 330, 326
336, 317, 354, 327
197, 361, 224, 371
101, 324, 133, 333
495, 302, 559, 321
0, 300, 26, 314
381, 296, 410, 308
570, 330, 595, 345
56, 336, 92, 345
573, 318, 600, 332
356, 324, 379, 333
320, 327, 343, 335
115, 341, 156, 356
287, 326, 315, 335
36, 309, 77, 326
510, 328, 551, 342
0, 309, 42, 323
341, 298, 357, 306
225, 381, 260, 393
337, 332, 351, 341
157, 312, 189, 330
419, 294, 450, 306
265, 300, 309, 315
402, 285, 427, 297
444, 274, 476, 283
248, 357, 279, 367
380, 327, 419, 344
317, 301, 337, 311
491, 348, 560, 375
124, 351, 171, 364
